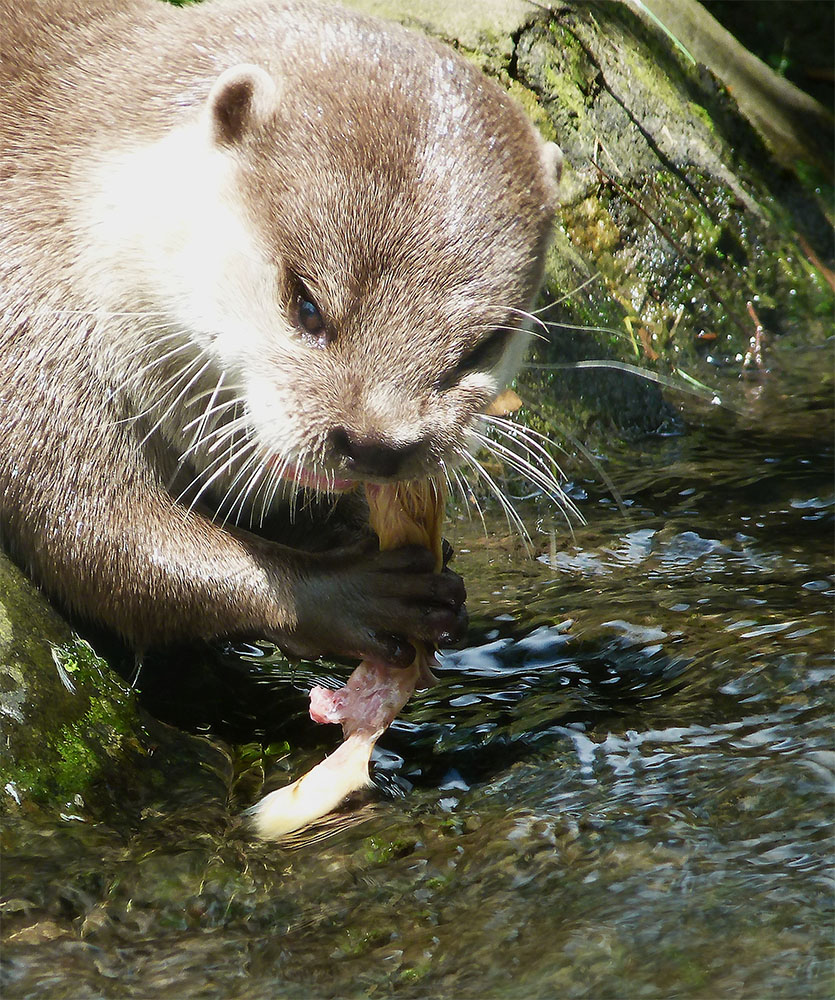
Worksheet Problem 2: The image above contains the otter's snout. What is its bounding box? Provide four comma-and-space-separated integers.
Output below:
328, 426, 421, 480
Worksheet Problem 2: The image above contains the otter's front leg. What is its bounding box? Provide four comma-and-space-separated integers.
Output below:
3, 462, 467, 659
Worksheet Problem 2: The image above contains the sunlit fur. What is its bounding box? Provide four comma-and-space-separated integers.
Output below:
78, 174, 581, 542
0, 0, 562, 648
63, 6, 564, 530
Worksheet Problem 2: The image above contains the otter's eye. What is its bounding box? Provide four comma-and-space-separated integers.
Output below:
294, 285, 327, 345
298, 297, 322, 332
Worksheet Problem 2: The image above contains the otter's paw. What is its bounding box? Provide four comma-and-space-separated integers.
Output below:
287, 543, 467, 665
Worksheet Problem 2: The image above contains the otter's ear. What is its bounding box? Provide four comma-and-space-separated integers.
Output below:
207, 64, 278, 147
541, 140, 563, 185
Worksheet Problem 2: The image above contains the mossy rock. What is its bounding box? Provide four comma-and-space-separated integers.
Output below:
0, 552, 230, 824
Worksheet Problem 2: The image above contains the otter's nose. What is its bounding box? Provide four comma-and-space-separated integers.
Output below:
329, 426, 421, 479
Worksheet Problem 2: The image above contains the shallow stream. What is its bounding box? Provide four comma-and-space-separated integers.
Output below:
2, 343, 833, 998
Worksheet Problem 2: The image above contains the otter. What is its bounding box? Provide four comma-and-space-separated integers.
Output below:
0, 0, 558, 665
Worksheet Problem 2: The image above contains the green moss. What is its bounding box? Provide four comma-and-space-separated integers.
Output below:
336, 925, 392, 958
792, 160, 835, 216
363, 833, 415, 865
549, 23, 597, 94
505, 79, 556, 139
680, 202, 722, 255
563, 195, 622, 256
688, 101, 715, 135
399, 962, 432, 983
1, 638, 143, 805
49, 728, 101, 798
537, 26, 592, 122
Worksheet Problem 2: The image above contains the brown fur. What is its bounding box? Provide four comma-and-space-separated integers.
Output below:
0, 0, 555, 659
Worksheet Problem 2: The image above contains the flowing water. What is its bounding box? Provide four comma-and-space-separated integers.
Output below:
2, 344, 833, 998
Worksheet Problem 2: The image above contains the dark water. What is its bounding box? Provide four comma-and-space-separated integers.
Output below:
2, 345, 833, 998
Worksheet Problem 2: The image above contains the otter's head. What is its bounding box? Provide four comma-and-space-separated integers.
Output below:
84, 7, 559, 508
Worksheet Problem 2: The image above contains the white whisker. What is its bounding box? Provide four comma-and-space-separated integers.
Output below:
106, 329, 191, 382
451, 464, 488, 540
110, 339, 202, 415
182, 436, 259, 516
221, 449, 270, 527
201, 415, 251, 455
457, 448, 531, 548
522, 276, 602, 316
502, 305, 550, 339
138, 356, 212, 448
470, 428, 582, 531
523, 358, 726, 407
30, 308, 173, 319
481, 411, 631, 522
177, 371, 227, 468
178, 395, 242, 438
257, 460, 288, 526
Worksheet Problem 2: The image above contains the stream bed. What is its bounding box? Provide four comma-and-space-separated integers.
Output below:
2, 344, 833, 998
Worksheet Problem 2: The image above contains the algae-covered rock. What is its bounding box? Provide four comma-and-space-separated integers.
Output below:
0, 552, 231, 823
0, 552, 126, 808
